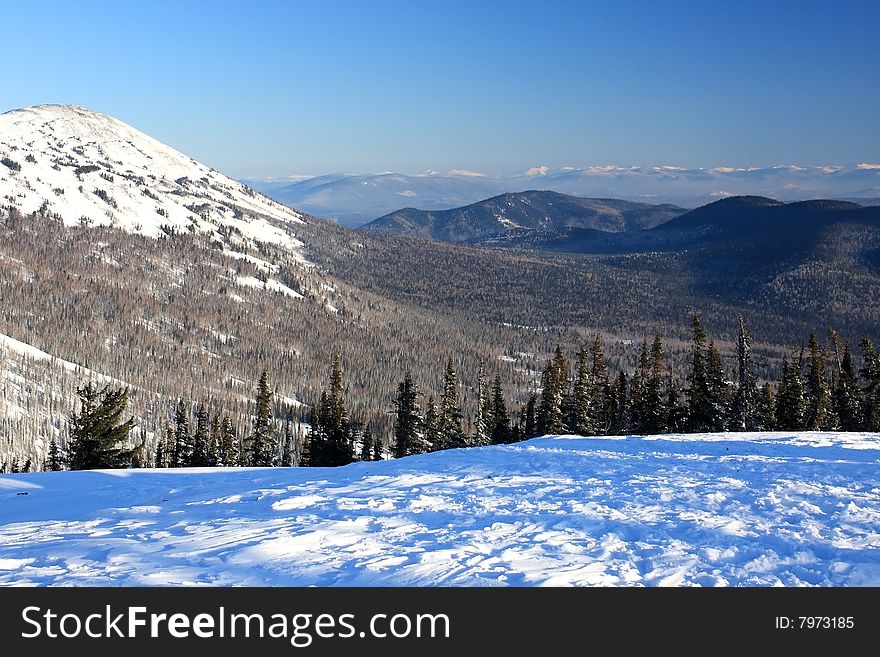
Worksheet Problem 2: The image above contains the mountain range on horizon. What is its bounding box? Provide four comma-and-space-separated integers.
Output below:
246, 164, 880, 227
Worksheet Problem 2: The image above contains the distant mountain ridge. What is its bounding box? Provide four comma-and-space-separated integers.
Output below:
361, 191, 687, 245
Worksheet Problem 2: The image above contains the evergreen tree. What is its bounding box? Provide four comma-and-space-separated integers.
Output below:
629, 340, 650, 433
218, 415, 238, 466
666, 369, 688, 433
589, 335, 609, 434
859, 338, 880, 431
46, 437, 64, 471
280, 419, 294, 466
804, 332, 831, 431
249, 370, 276, 467
775, 352, 806, 430
686, 315, 712, 432
208, 415, 221, 467
537, 347, 567, 435
523, 392, 538, 439
609, 371, 629, 435
313, 356, 354, 466
156, 426, 174, 468
372, 431, 384, 461
68, 383, 136, 470
172, 399, 191, 467
489, 375, 511, 444
190, 403, 211, 467
474, 360, 491, 446
360, 424, 374, 462
754, 383, 776, 431
732, 317, 756, 431
424, 396, 440, 452
393, 372, 424, 457
706, 340, 730, 431
572, 346, 593, 435
436, 357, 466, 449
639, 336, 666, 434
831, 333, 861, 431
306, 401, 322, 466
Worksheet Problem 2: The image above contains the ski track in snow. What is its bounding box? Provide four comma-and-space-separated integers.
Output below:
1, 432, 879, 587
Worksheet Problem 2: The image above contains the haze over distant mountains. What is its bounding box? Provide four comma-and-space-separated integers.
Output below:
247, 164, 880, 226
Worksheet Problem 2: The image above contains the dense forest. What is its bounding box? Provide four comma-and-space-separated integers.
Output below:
6, 315, 878, 473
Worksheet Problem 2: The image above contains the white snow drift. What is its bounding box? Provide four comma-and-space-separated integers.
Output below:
1, 432, 879, 586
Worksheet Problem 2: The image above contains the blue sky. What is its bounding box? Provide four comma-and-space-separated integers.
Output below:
3, 0, 878, 178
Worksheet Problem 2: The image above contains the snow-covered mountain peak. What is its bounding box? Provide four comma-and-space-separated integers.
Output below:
0, 104, 304, 253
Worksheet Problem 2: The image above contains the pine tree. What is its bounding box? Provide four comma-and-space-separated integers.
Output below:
46, 437, 64, 471
68, 383, 136, 470
630, 340, 650, 433
190, 403, 211, 467
489, 375, 511, 444
172, 399, 191, 467
156, 426, 173, 467
686, 315, 712, 432
249, 370, 276, 467
312, 356, 354, 466
393, 372, 423, 457
208, 415, 221, 467
523, 393, 538, 439
436, 357, 466, 449
306, 401, 322, 466
732, 317, 756, 431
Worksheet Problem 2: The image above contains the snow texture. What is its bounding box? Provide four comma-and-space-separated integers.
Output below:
1, 432, 879, 586
0, 105, 305, 255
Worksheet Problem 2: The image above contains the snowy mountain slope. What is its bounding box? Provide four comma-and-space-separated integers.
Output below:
0, 105, 304, 254
1, 432, 879, 586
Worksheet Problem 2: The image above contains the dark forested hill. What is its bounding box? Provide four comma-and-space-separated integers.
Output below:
362, 191, 686, 244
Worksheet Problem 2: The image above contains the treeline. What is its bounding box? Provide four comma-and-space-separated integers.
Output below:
5, 314, 880, 474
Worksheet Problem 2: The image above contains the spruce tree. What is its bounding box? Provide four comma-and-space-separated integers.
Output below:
424, 396, 440, 451
537, 347, 567, 435
859, 338, 880, 431
172, 399, 191, 467
732, 317, 756, 431
474, 360, 491, 446
589, 335, 609, 434
489, 375, 511, 444
249, 370, 276, 467
831, 333, 861, 430
436, 357, 466, 449
393, 372, 423, 457
190, 403, 210, 467
68, 383, 136, 470
572, 346, 593, 436
754, 383, 775, 431
609, 371, 629, 435
686, 315, 712, 432
706, 340, 730, 431
805, 332, 830, 430
639, 336, 666, 434
360, 424, 374, 462
666, 369, 688, 433
46, 437, 64, 471
313, 356, 354, 466
630, 340, 650, 433
219, 415, 238, 466
775, 352, 806, 430
372, 431, 384, 461
280, 419, 294, 466
523, 392, 538, 438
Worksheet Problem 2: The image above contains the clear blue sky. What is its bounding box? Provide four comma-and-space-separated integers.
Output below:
3, 0, 878, 178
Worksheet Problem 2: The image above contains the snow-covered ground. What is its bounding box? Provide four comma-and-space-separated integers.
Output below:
1, 432, 879, 586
